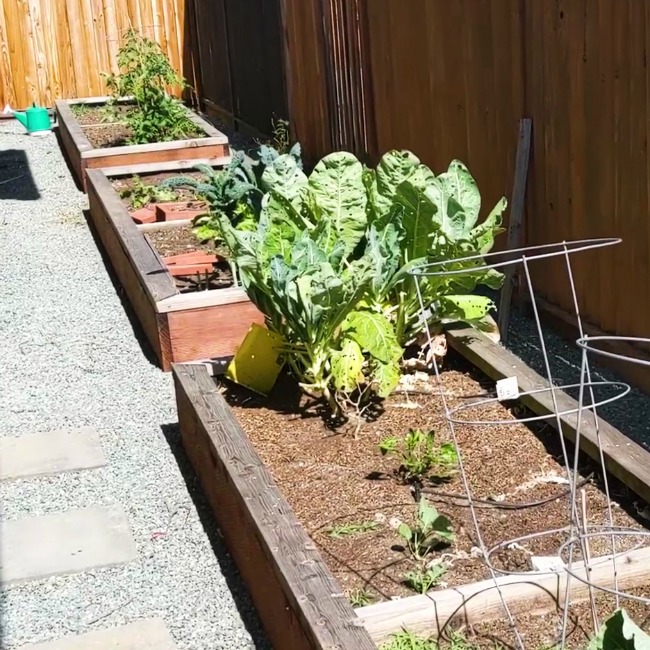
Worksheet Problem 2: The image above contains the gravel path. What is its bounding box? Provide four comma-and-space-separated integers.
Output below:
506, 309, 650, 450
0, 122, 269, 649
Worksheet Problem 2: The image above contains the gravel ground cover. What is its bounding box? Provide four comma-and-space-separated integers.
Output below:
0, 121, 268, 649
506, 309, 650, 449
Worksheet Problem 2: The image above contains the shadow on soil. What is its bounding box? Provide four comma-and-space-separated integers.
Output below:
82, 209, 160, 368
0, 148, 40, 200
160, 422, 272, 650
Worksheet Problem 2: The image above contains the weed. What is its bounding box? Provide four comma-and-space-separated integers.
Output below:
397, 498, 454, 561
325, 520, 380, 539
381, 630, 437, 650
119, 176, 179, 209
105, 29, 199, 144
271, 116, 291, 154
71, 104, 91, 118
347, 588, 375, 607
380, 429, 458, 483
403, 562, 447, 594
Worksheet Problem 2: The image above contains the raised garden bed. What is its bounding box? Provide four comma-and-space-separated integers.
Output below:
86, 166, 263, 371
56, 97, 230, 190
172, 330, 650, 649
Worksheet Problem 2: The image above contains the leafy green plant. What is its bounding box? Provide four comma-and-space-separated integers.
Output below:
325, 521, 380, 539
403, 562, 447, 594
347, 588, 375, 607
589, 609, 650, 650
215, 149, 504, 416
397, 498, 454, 561
119, 176, 179, 209
105, 29, 199, 144
379, 429, 458, 483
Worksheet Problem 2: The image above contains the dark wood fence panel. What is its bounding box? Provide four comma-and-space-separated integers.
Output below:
225, 0, 287, 133
524, 0, 650, 339
192, 0, 232, 113
364, 0, 525, 234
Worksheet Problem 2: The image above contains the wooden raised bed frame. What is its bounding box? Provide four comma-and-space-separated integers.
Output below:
86, 167, 263, 371
56, 97, 230, 190
172, 328, 650, 649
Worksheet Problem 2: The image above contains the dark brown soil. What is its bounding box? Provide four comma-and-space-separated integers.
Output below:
218, 355, 650, 643
72, 103, 205, 148
146, 225, 231, 292
73, 105, 132, 148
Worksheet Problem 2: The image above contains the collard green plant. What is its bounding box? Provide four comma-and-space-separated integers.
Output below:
589, 609, 650, 650
397, 498, 454, 561
105, 29, 199, 144
379, 428, 458, 483
216, 149, 504, 415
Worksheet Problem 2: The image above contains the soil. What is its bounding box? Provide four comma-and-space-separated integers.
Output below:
218, 355, 650, 645
146, 225, 232, 292
72, 103, 204, 148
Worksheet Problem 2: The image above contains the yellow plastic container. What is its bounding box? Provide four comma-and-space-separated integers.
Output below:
226, 323, 284, 395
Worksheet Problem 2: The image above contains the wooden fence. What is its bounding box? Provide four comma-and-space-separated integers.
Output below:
0, 0, 188, 109
281, 0, 650, 347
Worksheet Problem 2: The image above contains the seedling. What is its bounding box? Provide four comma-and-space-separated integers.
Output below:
403, 562, 447, 594
325, 520, 380, 539
380, 428, 458, 483
397, 498, 454, 561
347, 588, 375, 607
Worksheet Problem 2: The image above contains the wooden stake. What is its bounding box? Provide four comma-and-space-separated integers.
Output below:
498, 118, 532, 343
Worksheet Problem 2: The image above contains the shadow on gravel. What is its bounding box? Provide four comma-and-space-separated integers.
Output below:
160, 423, 272, 650
0, 148, 40, 200
82, 209, 161, 368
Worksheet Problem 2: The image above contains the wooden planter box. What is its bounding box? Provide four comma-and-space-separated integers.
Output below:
56, 97, 230, 190
86, 167, 263, 371
171, 329, 650, 649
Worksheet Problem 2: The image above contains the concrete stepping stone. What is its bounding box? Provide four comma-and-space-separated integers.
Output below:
0, 428, 107, 481
20, 618, 177, 649
1, 506, 138, 585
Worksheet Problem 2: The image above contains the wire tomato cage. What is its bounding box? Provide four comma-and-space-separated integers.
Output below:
409, 238, 650, 648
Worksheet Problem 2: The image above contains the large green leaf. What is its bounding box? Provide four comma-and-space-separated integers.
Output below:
261, 154, 308, 202
372, 150, 421, 217
395, 176, 438, 262
438, 295, 495, 322
589, 609, 650, 650
372, 359, 401, 397
342, 311, 402, 364
330, 339, 364, 392
425, 181, 469, 241
365, 223, 401, 295
436, 160, 481, 230
308, 152, 368, 256
471, 196, 507, 254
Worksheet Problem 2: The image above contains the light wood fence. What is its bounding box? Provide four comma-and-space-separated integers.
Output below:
0, 0, 187, 109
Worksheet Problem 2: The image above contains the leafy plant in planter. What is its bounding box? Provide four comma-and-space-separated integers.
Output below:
104, 29, 199, 145
589, 609, 650, 650
213, 149, 504, 415
119, 175, 179, 209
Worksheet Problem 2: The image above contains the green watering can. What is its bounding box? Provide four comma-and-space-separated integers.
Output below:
13, 103, 52, 134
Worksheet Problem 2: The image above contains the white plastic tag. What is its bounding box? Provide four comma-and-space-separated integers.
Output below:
496, 376, 519, 401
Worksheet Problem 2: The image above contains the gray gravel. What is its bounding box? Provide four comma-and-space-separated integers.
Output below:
0, 122, 268, 649
506, 309, 650, 449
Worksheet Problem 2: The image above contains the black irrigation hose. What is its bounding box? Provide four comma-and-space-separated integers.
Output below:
419, 473, 594, 510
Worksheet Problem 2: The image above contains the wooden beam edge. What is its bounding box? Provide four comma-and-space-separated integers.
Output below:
172, 363, 377, 650
356, 545, 650, 643
86, 169, 178, 304
446, 326, 650, 505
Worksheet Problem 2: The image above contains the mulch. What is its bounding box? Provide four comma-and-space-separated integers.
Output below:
218, 354, 650, 645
